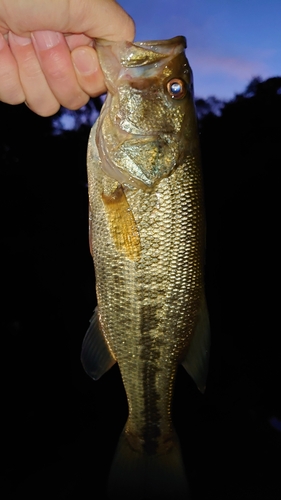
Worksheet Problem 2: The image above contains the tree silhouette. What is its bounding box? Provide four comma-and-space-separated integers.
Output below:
1, 76, 281, 500
52, 96, 103, 134
199, 77, 281, 424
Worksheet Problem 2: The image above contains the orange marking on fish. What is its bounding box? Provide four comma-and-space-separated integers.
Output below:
102, 186, 141, 261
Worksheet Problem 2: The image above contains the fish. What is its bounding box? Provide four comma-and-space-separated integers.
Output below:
81, 35, 210, 499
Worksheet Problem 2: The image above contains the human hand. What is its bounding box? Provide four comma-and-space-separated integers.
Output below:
0, 0, 135, 116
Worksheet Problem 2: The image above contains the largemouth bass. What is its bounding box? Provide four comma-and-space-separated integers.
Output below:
82, 35, 210, 499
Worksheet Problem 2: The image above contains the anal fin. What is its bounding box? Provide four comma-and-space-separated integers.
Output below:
81, 307, 116, 380
181, 295, 210, 393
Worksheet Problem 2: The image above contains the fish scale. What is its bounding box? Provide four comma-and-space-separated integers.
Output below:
88, 149, 203, 444
82, 36, 210, 499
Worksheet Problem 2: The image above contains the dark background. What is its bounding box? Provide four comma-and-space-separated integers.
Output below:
1, 77, 280, 499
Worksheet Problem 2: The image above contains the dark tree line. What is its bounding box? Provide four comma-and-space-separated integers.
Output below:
1, 77, 280, 499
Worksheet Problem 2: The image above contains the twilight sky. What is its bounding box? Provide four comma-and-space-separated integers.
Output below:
118, 0, 281, 101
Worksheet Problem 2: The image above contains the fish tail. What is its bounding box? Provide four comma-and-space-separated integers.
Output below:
107, 426, 190, 500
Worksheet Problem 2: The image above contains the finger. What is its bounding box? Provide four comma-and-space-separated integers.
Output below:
65, 33, 94, 51
0, 32, 25, 104
1, 0, 135, 42
71, 46, 106, 97
8, 31, 60, 116
31, 30, 89, 110
71, 0, 136, 43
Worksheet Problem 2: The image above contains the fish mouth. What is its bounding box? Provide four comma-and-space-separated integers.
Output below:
95, 36, 187, 86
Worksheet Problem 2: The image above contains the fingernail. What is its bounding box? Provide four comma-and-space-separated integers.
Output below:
72, 49, 98, 75
32, 30, 61, 50
9, 32, 32, 46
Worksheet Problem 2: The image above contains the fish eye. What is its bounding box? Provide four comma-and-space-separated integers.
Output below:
166, 78, 187, 99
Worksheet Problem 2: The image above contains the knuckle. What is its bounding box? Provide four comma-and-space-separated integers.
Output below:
65, 93, 89, 111
45, 50, 71, 81
0, 80, 25, 105
29, 101, 60, 117
26, 93, 60, 116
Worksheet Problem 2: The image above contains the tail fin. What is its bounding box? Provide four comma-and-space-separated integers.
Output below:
107, 426, 190, 500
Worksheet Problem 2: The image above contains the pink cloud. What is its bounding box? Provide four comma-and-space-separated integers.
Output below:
192, 51, 268, 81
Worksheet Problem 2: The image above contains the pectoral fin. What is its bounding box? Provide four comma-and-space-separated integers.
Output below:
102, 186, 141, 261
81, 307, 116, 380
181, 296, 210, 393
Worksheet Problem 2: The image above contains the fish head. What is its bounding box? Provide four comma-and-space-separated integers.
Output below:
95, 36, 199, 189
